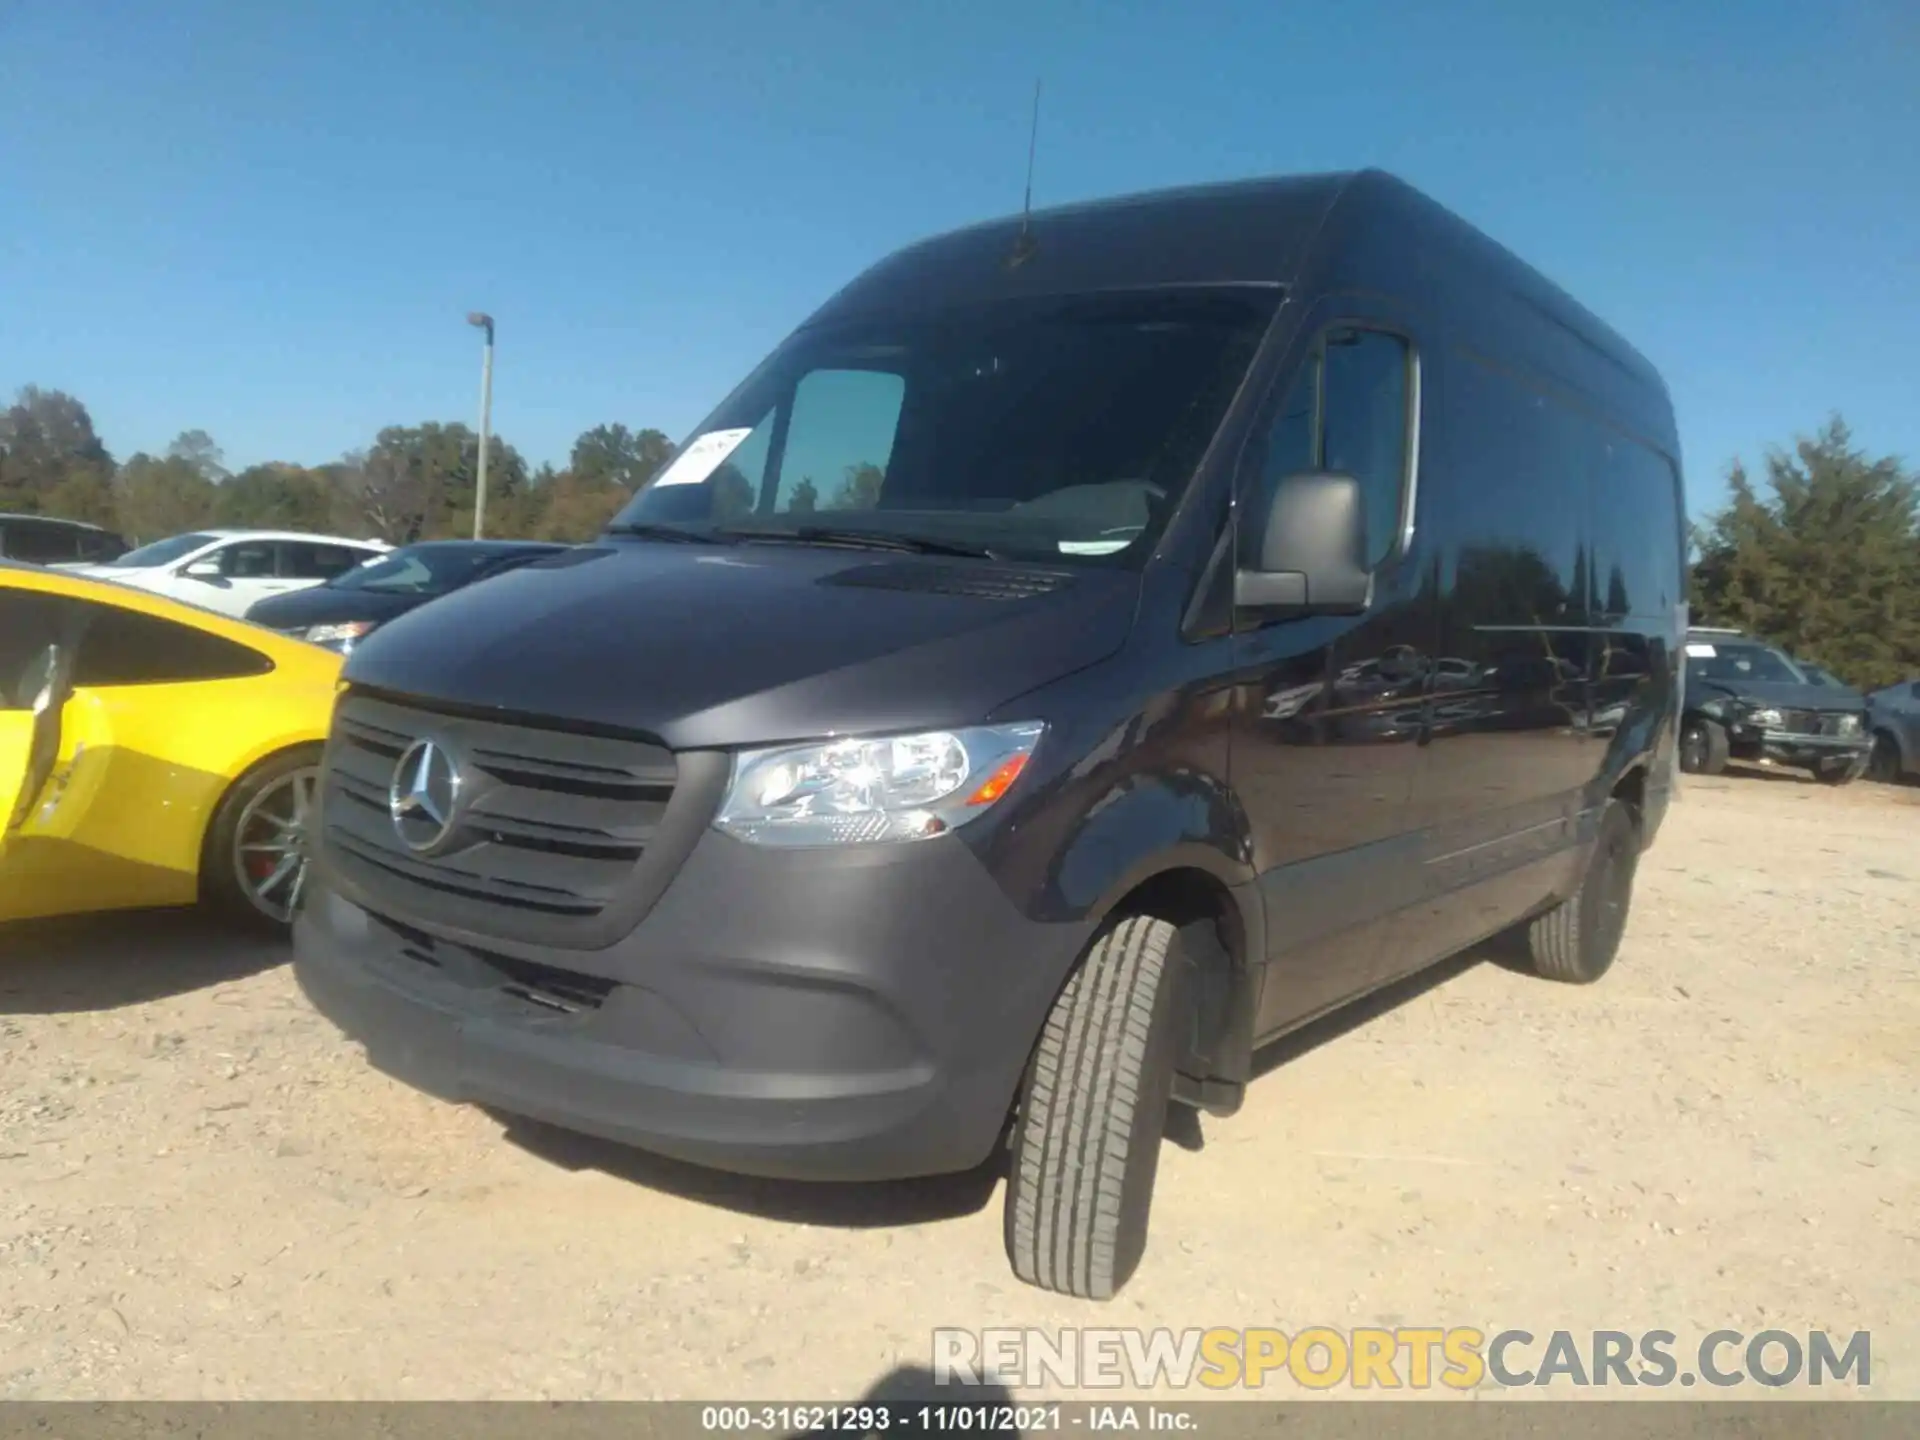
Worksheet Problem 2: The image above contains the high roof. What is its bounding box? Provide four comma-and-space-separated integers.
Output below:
799, 168, 1668, 417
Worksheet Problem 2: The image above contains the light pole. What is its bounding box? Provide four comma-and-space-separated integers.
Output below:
467, 311, 494, 539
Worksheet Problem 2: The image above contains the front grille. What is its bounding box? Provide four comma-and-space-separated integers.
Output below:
319, 690, 693, 946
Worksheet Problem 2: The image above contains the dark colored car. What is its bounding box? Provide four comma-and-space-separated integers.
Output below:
1865, 677, 1920, 783
0, 513, 129, 566
293, 168, 1687, 1300
245, 540, 568, 654
1678, 628, 1871, 783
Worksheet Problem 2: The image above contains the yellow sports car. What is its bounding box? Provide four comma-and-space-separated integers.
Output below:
1, 559, 343, 930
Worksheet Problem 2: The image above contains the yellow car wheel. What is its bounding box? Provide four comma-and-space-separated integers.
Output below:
199, 744, 324, 932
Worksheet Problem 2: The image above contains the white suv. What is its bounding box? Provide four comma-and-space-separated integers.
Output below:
67, 529, 392, 620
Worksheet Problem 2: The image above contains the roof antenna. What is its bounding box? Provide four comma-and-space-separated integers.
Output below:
1006, 79, 1042, 269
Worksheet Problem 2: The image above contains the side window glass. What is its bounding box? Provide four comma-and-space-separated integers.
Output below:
6, 524, 77, 565
218, 542, 276, 579
773, 369, 905, 514
0, 592, 73, 709
1590, 442, 1682, 620
71, 603, 274, 687
278, 543, 360, 580
1238, 355, 1320, 568
1320, 328, 1412, 567
1240, 326, 1413, 569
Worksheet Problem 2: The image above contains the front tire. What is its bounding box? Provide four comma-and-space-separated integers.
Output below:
1814, 757, 1861, 787
1678, 717, 1728, 776
1004, 915, 1184, 1301
1868, 732, 1903, 785
200, 745, 323, 932
1524, 800, 1639, 985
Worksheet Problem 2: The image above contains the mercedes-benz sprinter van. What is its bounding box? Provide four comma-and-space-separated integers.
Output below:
294, 168, 1687, 1301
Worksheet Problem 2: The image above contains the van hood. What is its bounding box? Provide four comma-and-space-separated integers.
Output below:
340, 540, 1139, 749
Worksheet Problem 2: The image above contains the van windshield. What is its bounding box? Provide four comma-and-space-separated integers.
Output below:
608, 288, 1279, 565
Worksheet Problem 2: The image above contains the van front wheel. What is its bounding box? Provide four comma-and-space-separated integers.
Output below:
1004, 915, 1184, 1301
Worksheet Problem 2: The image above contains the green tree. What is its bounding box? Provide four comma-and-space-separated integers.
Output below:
115, 454, 217, 542
0, 386, 115, 516
215, 463, 339, 531
1691, 416, 1920, 690
532, 469, 628, 541
830, 462, 885, 511
570, 424, 675, 490
343, 423, 529, 542
166, 428, 228, 483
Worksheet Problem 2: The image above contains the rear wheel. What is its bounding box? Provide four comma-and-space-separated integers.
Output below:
200, 745, 323, 932
1004, 915, 1184, 1301
1523, 800, 1639, 985
1678, 717, 1728, 776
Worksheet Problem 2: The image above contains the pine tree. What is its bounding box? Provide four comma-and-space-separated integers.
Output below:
1691, 416, 1920, 690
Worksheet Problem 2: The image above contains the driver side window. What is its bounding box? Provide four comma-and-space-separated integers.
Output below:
217, 541, 276, 579
1239, 325, 1414, 570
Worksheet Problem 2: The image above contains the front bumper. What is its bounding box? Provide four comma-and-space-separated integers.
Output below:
1734, 727, 1872, 771
293, 827, 1091, 1182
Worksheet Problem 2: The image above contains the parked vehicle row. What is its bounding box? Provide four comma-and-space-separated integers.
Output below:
1676, 626, 1920, 787
1678, 627, 1873, 784
65, 528, 393, 619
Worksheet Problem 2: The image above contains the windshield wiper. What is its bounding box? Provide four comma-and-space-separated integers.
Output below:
716, 525, 998, 559
603, 522, 728, 544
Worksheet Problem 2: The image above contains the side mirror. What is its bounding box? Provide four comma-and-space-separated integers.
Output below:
182, 559, 223, 581
1234, 470, 1373, 615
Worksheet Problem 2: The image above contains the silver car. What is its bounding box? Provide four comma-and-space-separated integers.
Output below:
1866, 680, 1920, 783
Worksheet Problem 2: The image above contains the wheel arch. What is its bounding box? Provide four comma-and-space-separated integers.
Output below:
1081, 859, 1263, 1117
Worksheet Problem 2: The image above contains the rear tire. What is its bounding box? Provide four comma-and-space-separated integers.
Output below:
200, 745, 323, 933
1678, 717, 1728, 776
1004, 915, 1184, 1301
1524, 800, 1639, 985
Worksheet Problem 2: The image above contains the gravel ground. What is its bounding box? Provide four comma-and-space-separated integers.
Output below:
2, 772, 1915, 1402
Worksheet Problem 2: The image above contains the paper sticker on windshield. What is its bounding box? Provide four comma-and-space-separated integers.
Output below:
1058, 540, 1133, 555
1685, 643, 1717, 658
651, 428, 754, 487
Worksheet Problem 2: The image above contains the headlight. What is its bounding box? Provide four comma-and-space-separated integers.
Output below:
1836, 713, 1862, 736
714, 722, 1045, 847
303, 620, 377, 653
1745, 706, 1784, 728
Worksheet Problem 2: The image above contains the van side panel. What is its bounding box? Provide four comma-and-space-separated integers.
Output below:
1299, 175, 1684, 977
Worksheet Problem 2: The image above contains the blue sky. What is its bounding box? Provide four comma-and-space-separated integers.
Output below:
3, 0, 1914, 518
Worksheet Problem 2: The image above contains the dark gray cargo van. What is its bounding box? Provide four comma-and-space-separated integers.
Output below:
294, 169, 1687, 1300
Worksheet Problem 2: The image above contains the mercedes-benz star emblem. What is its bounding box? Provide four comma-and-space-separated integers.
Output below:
388, 738, 462, 853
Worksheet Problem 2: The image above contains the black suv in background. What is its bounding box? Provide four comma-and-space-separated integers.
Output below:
245, 539, 568, 654
0, 513, 129, 566
295, 169, 1687, 1301
1679, 628, 1871, 783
